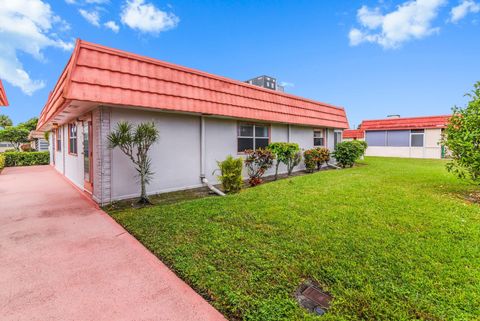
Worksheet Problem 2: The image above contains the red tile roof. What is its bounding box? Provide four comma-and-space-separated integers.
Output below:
0, 80, 8, 106
360, 115, 450, 131
38, 40, 349, 130
342, 129, 364, 139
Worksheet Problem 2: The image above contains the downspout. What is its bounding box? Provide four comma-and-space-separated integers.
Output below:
200, 116, 225, 196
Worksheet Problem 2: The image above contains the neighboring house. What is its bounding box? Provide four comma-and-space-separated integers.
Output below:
0, 142, 14, 152
28, 130, 49, 151
36, 40, 349, 205
0, 79, 8, 106
342, 129, 364, 141
349, 115, 450, 159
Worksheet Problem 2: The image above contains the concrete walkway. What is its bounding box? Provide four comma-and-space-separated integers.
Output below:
0, 166, 227, 321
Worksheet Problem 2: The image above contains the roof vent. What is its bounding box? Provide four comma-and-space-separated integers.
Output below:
387, 114, 401, 118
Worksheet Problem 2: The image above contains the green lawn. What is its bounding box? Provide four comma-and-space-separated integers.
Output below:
110, 157, 480, 320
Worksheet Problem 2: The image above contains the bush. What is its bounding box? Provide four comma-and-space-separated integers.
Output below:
267, 142, 301, 178
351, 140, 368, 158
315, 147, 330, 170
216, 155, 243, 194
4, 151, 50, 167
0, 154, 5, 173
442, 82, 480, 183
333, 141, 363, 168
244, 148, 275, 186
303, 147, 331, 173
303, 148, 319, 173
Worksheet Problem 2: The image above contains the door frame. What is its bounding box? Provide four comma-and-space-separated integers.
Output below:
83, 114, 93, 194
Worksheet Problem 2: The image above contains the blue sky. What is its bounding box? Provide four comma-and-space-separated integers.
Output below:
0, 0, 479, 128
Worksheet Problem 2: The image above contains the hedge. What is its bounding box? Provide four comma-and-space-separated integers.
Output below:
3, 151, 50, 167
0, 154, 5, 172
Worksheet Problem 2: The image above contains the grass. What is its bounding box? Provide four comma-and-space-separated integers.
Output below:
110, 157, 480, 320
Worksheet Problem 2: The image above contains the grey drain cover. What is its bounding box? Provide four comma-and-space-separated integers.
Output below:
295, 280, 332, 316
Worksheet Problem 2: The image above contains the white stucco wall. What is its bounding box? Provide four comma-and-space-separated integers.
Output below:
68, 106, 343, 203
365, 128, 443, 159
51, 122, 84, 189
110, 109, 203, 200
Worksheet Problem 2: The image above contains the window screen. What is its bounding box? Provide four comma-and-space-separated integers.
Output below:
366, 131, 386, 146
410, 130, 424, 147
386, 130, 410, 147
314, 130, 324, 146
56, 128, 61, 151
238, 123, 269, 152
68, 124, 78, 154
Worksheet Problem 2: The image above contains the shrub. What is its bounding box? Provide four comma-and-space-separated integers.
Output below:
268, 142, 301, 178
315, 147, 331, 170
244, 148, 275, 186
442, 82, 480, 183
216, 155, 243, 193
351, 140, 368, 158
0, 154, 5, 173
333, 141, 362, 168
303, 148, 319, 173
4, 151, 50, 167
303, 147, 331, 172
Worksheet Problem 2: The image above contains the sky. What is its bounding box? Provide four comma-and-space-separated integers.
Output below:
0, 0, 479, 128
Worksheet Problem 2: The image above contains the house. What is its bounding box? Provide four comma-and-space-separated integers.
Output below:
342, 129, 364, 141
28, 130, 49, 151
348, 115, 450, 159
0, 80, 8, 106
36, 40, 349, 204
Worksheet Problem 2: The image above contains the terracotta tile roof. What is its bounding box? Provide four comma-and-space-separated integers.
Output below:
360, 115, 450, 131
342, 129, 364, 139
0, 80, 8, 106
38, 39, 348, 130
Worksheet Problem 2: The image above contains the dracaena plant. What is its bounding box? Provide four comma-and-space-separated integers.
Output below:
108, 121, 159, 204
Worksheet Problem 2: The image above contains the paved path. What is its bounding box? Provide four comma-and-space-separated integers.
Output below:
0, 166, 227, 321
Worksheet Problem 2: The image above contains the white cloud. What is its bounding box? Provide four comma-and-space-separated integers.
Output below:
65, 0, 109, 4
349, 0, 447, 49
120, 0, 179, 34
104, 20, 120, 32
0, 0, 73, 95
280, 81, 295, 88
450, 0, 480, 22
79, 9, 100, 26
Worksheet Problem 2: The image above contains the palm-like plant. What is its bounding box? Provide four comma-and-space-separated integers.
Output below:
108, 121, 159, 204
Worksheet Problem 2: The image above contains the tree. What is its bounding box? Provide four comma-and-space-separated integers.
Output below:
0, 114, 12, 129
18, 117, 38, 131
441, 81, 480, 183
108, 121, 159, 204
267, 142, 301, 179
0, 126, 30, 151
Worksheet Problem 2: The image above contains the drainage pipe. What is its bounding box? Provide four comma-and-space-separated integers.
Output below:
200, 116, 225, 196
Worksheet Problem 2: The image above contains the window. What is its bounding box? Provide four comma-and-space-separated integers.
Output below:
386, 130, 410, 147
313, 129, 324, 146
366, 131, 386, 146
410, 129, 424, 147
56, 128, 61, 151
68, 123, 78, 155
237, 123, 269, 152
334, 131, 342, 148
